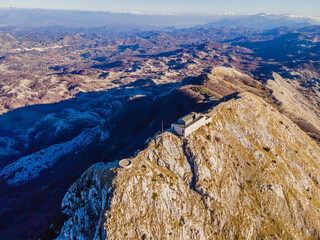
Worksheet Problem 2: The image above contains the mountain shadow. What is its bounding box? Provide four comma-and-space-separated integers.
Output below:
0, 77, 215, 240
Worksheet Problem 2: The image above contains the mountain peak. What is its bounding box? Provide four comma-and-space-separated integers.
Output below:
257, 12, 267, 17
49, 92, 320, 239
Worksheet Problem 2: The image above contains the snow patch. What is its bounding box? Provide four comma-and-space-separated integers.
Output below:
0, 127, 100, 186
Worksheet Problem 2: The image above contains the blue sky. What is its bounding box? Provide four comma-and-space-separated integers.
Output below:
0, 0, 319, 16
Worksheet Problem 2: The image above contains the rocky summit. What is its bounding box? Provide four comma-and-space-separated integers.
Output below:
51, 92, 320, 239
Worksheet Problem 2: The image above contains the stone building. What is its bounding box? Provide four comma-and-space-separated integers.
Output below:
171, 112, 212, 137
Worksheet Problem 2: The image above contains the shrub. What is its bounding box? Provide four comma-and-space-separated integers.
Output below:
141, 234, 147, 240
191, 86, 217, 97
179, 216, 185, 226
159, 173, 164, 178
263, 147, 271, 152
152, 192, 158, 200
201, 146, 205, 151
206, 135, 211, 140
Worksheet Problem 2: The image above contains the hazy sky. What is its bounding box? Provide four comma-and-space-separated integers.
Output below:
0, 0, 319, 16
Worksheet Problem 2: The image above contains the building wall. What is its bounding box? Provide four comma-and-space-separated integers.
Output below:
184, 116, 206, 137
171, 124, 184, 136
172, 115, 212, 137
205, 116, 212, 125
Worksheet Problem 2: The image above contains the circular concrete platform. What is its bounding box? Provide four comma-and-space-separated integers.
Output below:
119, 159, 133, 169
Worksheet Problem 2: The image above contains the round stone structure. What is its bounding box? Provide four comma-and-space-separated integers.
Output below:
118, 159, 133, 169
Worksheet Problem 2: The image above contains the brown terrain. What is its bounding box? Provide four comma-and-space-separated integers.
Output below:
0, 24, 319, 239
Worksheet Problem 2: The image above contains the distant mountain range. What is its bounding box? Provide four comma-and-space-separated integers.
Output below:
202, 13, 320, 29
0, 8, 319, 29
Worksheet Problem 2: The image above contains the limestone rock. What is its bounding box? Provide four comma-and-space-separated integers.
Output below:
54, 92, 320, 239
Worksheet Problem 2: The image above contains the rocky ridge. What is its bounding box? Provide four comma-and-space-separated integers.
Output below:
52, 92, 320, 239
267, 72, 320, 141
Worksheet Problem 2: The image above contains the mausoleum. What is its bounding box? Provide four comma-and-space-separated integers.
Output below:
171, 112, 212, 137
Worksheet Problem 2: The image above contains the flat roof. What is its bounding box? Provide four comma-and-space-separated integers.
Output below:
119, 159, 132, 169
172, 115, 206, 129
181, 112, 197, 123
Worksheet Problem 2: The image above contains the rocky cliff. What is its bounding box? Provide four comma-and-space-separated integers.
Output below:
50, 92, 320, 239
